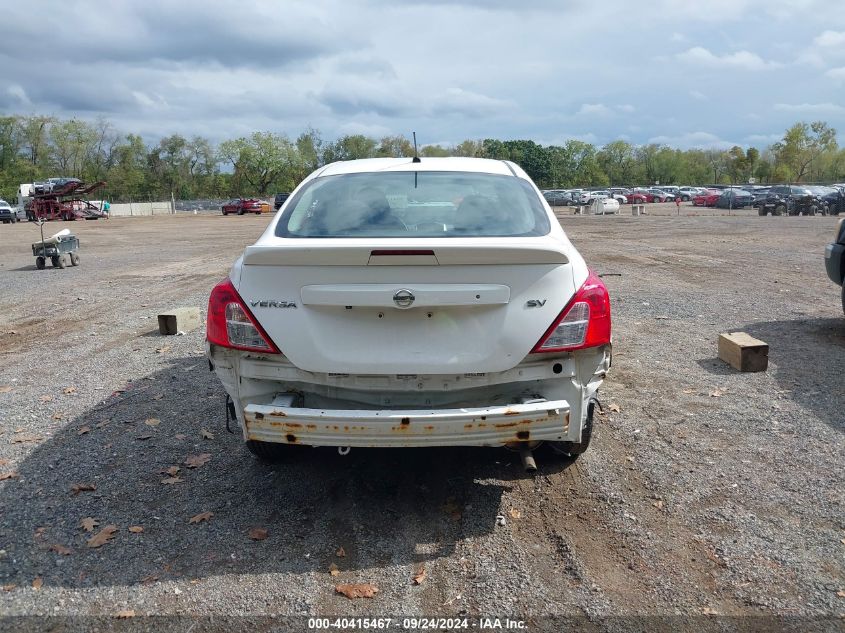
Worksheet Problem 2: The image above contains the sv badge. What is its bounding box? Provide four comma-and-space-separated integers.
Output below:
526, 299, 547, 308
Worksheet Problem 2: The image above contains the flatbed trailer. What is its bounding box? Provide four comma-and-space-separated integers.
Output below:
26, 181, 107, 222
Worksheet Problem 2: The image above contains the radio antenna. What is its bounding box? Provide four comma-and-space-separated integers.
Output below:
412, 132, 421, 163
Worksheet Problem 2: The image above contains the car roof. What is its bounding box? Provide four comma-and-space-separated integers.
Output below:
317, 157, 519, 178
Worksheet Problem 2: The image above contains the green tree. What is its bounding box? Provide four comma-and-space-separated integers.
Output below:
296, 127, 324, 175
219, 132, 301, 195
107, 134, 148, 201
772, 121, 838, 182
420, 144, 451, 157
453, 139, 483, 157
376, 135, 414, 158
323, 135, 377, 163
598, 140, 636, 186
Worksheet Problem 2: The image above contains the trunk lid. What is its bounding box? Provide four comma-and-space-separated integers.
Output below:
237, 238, 578, 374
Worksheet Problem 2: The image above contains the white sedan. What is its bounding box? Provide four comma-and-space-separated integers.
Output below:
206, 158, 612, 466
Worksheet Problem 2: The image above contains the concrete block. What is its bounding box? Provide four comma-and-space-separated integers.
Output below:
718, 332, 768, 372
158, 307, 201, 335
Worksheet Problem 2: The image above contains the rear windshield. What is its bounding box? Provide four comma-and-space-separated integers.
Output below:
275, 171, 551, 238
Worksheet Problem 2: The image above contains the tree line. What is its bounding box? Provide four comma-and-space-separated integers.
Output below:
0, 115, 841, 203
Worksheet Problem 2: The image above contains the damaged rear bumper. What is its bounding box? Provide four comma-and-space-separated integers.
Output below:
243, 399, 570, 447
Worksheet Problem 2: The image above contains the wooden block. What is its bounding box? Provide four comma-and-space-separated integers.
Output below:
158, 307, 200, 335
718, 332, 768, 372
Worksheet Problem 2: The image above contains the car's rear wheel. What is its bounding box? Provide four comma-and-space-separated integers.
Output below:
246, 439, 290, 462
548, 401, 595, 458
238, 208, 244, 215
774, 204, 786, 216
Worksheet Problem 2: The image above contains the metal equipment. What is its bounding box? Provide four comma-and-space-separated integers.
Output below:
26, 181, 107, 222
31, 222, 80, 270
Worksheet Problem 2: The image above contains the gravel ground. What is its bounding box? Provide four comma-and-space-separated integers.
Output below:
0, 208, 842, 633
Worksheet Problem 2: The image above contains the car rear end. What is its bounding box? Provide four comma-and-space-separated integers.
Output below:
206, 158, 611, 459
243, 199, 262, 214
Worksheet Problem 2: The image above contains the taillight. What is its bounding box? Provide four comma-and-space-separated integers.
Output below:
206, 279, 281, 353
532, 271, 611, 353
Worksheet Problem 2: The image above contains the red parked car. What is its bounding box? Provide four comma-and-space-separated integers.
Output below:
222, 198, 262, 215
627, 191, 651, 204
692, 189, 722, 207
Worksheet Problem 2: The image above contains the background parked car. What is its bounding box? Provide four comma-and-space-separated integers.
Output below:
274, 192, 291, 210
759, 185, 824, 216
542, 190, 578, 206
692, 189, 722, 207
806, 186, 842, 215
624, 190, 648, 204
222, 198, 263, 215
0, 200, 23, 223
715, 189, 753, 208
677, 186, 706, 201
646, 188, 674, 202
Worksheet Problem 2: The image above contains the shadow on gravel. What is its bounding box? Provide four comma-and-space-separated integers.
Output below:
746, 317, 844, 433
0, 355, 572, 589
694, 358, 737, 376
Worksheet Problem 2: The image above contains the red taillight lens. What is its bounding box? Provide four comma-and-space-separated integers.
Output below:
532, 271, 611, 353
206, 278, 281, 353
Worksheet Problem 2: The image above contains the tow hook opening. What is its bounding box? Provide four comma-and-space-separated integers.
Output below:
338, 446, 351, 456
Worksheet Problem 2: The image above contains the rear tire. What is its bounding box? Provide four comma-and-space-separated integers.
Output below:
70, 252, 80, 266
246, 440, 290, 462
548, 401, 595, 458
758, 207, 767, 216
36, 256, 46, 270
52, 255, 66, 269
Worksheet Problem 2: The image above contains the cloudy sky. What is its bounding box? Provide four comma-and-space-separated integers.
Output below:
1, 0, 844, 149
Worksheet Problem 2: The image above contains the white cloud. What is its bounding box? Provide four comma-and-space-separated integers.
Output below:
773, 102, 845, 114
7, 84, 31, 106
577, 103, 612, 116
825, 67, 845, 80
647, 131, 734, 149
670, 32, 685, 42
745, 133, 782, 144
813, 30, 845, 48
431, 88, 513, 116
798, 29, 845, 67
677, 46, 781, 70
616, 104, 635, 113
689, 90, 707, 100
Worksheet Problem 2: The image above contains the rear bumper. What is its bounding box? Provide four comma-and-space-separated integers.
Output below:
244, 399, 570, 447
826, 242, 844, 285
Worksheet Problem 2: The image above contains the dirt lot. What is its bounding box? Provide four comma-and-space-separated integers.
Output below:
0, 206, 842, 632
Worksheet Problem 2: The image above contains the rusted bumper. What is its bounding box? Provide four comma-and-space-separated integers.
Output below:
243, 400, 571, 447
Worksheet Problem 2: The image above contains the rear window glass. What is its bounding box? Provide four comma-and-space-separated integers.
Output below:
275, 171, 551, 238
